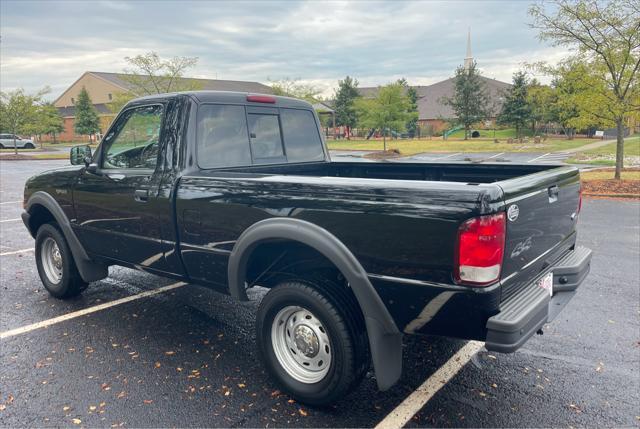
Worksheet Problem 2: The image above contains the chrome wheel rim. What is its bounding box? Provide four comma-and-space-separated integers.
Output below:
41, 237, 63, 284
271, 305, 332, 384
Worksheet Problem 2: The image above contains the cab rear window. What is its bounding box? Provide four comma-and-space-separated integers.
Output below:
197, 104, 324, 168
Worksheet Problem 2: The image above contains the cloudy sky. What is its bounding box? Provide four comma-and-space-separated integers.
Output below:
1, 0, 569, 99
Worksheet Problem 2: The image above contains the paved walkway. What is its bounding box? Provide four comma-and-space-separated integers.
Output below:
562, 138, 617, 153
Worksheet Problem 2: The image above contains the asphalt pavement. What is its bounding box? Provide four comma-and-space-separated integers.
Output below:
1, 159, 638, 428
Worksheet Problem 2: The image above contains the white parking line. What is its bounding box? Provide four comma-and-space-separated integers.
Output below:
0, 281, 187, 339
0, 248, 33, 256
433, 152, 462, 160
375, 341, 484, 429
0, 218, 21, 223
527, 153, 550, 163
0, 200, 22, 205
486, 152, 505, 159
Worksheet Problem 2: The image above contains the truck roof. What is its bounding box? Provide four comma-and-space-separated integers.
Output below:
128, 91, 314, 109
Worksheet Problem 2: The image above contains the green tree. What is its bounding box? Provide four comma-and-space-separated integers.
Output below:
442, 62, 490, 140
398, 78, 420, 137
526, 81, 556, 134
39, 103, 65, 145
22, 102, 65, 148
0, 87, 48, 155
529, 0, 640, 179
498, 71, 532, 138
74, 87, 101, 141
109, 52, 202, 113
356, 82, 417, 150
333, 76, 360, 139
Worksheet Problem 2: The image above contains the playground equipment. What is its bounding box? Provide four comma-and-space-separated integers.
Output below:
443, 125, 464, 139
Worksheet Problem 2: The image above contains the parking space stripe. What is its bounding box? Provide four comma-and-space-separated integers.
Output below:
486, 152, 504, 159
0, 218, 21, 223
527, 153, 550, 163
375, 341, 484, 429
433, 152, 462, 160
0, 281, 187, 339
0, 200, 22, 205
0, 248, 33, 256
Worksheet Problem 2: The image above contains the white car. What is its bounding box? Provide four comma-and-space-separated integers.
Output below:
0, 134, 36, 149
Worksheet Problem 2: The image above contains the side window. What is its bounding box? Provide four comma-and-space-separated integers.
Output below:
101, 105, 163, 169
197, 104, 252, 169
280, 109, 325, 162
247, 113, 284, 160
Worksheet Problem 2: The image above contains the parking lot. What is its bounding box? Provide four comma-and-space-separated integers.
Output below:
1, 159, 639, 427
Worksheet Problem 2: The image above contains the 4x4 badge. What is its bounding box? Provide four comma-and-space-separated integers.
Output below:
507, 204, 520, 222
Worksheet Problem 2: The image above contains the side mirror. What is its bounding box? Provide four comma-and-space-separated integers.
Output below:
70, 145, 92, 166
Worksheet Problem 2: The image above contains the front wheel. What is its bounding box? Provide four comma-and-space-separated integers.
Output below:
35, 223, 88, 298
256, 279, 369, 406
25, 143, 35, 149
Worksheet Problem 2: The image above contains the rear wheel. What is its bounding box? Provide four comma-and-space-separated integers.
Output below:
25, 143, 35, 149
35, 223, 88, 298
256, 277, 369, 405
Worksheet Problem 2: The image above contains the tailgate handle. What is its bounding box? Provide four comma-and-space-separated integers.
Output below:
134, 189, 149, 202
548, 185, 559, 203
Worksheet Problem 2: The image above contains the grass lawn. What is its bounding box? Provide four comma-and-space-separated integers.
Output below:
581, 169, 640, 181
445, 128, 533, 139
327, 137, 594, 155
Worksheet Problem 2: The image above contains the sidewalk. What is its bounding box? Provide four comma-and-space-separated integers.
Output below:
561, 138, 617, 154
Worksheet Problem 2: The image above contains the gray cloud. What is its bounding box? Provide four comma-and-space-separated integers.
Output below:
1, 0, 568, 99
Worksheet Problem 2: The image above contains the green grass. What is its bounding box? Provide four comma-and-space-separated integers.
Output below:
581, 169, 640, 181
327, 137, 594, 155
445, 128, 533, 139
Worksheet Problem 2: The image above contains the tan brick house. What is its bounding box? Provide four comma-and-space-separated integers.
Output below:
52, 71, 273, 142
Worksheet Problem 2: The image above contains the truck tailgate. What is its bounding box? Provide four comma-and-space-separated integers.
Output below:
498, 166, 581, 300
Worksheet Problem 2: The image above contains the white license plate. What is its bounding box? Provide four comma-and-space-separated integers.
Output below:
537, 272, 553, 296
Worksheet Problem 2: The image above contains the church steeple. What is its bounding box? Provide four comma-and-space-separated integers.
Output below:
464, 28, 473, 70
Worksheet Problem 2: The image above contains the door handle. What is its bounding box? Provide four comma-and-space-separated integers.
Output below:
134, 189, 149, 202
106, 173, 125, 181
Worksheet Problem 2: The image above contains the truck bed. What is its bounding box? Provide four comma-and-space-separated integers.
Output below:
223, 160, 557, 184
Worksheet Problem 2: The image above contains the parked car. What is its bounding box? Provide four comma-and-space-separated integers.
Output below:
22, 92, 592, 405
0, 133, 36, 149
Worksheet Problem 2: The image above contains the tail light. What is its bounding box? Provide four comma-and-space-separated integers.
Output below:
246, 94, 276, 104
454, 213, 506, 286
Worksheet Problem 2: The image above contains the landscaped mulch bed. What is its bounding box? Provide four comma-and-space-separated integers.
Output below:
582, 179, 639, 198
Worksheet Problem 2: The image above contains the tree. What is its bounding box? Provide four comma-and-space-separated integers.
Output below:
398, 78, 420, 137
23, 102, 65, 148
356, 82, 417, 150
269, 77, 322, 102
526, 80, 556, 134
0, 87, 48, 155
333, 76, 360, 139
39, 103, 65, 145
498, 71, 532, 138
442, 62, 490, 140
529, 0, 640, 179
74, 87, 101, 141
109, 52, 201, 113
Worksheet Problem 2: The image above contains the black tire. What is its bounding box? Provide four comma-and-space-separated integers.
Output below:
25, 143, 35, 149
35, 223, 88, 299
0, 144, 5, 149
256, 277, 369, 406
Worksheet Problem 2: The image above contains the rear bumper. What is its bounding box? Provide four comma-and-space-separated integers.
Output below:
485, 246, 592, 353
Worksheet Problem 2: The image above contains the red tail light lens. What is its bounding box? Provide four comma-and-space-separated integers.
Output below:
246, 95, 276, 104
454, 213, 506, 286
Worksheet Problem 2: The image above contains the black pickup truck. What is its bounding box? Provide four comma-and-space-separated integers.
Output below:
22, 91, 592, 405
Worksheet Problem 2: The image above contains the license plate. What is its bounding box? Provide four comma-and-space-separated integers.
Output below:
537, 272, 553, 296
